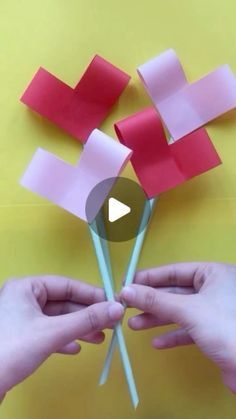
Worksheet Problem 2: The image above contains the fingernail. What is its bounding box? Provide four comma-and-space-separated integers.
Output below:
121, 286, 135, 302
108, 303, 124, 321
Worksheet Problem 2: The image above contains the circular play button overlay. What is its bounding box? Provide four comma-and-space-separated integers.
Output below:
86, 177, 151, 242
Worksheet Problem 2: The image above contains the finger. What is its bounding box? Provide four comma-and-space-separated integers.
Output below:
43, 301, 85, 316
128, 313, 174, 330
121, 284, 197, 324
57, 341, 81, 355
44, 301, 117, 330
152, 328, 194, 349
58, 332, 105, 347
45, 302, 124, 351
116, 287, 195, 304
157, 287, 195, 295
80, 331, 105, 344
32, 275, 106, 304
134, 262, 207, 288
127, 288, 195, 330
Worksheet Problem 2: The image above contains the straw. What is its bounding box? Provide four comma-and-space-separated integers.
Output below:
89, 219, 139, 408
99, 197, 157, 385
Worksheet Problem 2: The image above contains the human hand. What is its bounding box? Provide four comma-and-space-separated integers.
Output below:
120, 262, 236, 393
0, 275, 123, 398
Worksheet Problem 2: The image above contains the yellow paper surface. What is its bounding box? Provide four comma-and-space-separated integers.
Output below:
1, 0, 236, 417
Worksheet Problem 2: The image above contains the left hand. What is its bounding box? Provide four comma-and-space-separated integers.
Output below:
0, 275, 123, 398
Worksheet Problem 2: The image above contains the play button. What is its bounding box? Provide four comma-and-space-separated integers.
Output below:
108, 198, 131, 222
85, 177, 152, 242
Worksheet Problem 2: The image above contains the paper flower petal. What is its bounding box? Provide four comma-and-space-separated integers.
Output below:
138, 49, 236, 139
115, 107, 221, 197
20, 129, 132, 221
21, 55, 130, 142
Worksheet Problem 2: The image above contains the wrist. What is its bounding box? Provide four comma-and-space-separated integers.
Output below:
0, 354, 17, 398
220, 340, 236, 393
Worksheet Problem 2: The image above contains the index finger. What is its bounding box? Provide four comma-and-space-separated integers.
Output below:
32, 275, 106, 304
134, 262, 207, 288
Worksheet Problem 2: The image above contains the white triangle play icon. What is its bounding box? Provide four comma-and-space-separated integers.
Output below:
108, 197, 131, 223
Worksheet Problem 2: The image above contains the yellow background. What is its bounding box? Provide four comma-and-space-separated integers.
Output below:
1, 0, 236, 417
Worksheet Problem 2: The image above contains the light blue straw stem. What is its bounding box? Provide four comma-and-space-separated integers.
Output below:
89, 219, 139, 408
99, 197, 157, 386
96, 211, 114, 290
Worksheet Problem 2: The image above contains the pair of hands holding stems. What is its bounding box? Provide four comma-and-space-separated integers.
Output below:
0, 262, 236, 400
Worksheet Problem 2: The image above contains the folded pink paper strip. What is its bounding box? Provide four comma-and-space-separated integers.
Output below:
20, 129, 132, 221
115, 107, 221, 197
21, 55, 130, 142
138, 49, 236, 140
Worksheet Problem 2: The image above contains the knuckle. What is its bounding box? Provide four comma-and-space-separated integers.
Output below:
65, 280, 73, 301
145, 270, 152, 287
91, 286, 97, 302
168, 267, 178, 287
143, 289, 157, 312
135, 269, 155, 286
92, 285, 103, 303
87, 285, 96, 304
193, 263, 217, 291
173, 333, 182, 347
135, 270, 147, 285
31, 279, 47, 303
87, 308, 100, 331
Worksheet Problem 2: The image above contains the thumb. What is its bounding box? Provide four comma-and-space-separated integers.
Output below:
121, 284, 196, 325
43, 301, 124, 352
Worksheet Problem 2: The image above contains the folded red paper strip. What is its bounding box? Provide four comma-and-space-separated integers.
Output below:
115, 107, 222, 198
21, 55, 130, 142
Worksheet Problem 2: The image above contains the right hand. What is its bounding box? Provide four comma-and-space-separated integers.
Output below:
120, 262, 236, 393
